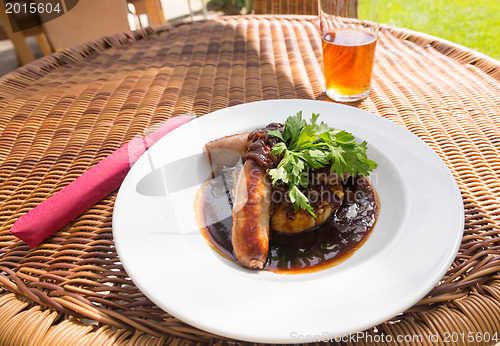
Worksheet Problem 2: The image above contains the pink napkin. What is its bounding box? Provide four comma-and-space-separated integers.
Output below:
11, 115, 191, 248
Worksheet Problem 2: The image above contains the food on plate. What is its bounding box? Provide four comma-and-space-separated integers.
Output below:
196, 112, 379, 273
231, 159, 271, 269
271, 183, 344, 233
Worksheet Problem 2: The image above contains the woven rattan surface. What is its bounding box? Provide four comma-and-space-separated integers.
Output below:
0, 15, 499, 345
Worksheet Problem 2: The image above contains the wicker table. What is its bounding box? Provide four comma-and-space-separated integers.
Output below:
0, 15, 499, 345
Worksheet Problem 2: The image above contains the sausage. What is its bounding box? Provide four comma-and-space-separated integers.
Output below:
203, 132, 250, 166
231, 159, 271, 269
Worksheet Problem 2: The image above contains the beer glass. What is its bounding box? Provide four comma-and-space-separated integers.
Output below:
319, 0, 380, 102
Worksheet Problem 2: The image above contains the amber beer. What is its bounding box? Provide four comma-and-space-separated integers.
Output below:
322, 28, 377, 101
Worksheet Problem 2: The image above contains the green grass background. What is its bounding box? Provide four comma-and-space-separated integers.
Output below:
377, 0, 499, 60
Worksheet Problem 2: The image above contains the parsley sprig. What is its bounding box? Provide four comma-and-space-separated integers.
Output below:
267, 112, 378, 217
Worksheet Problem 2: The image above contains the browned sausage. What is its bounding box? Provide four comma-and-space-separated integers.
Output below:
231, 159, 271, 269
203, 132, 250, 166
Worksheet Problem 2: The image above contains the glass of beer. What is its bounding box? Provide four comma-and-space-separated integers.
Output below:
319, 0, 380, 102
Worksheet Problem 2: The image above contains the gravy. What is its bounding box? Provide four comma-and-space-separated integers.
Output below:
196, 168, 379, 274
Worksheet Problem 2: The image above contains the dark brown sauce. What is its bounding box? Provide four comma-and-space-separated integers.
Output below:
196, 169, 379, 274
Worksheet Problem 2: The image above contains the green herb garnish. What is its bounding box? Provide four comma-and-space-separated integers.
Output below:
267, 111, 378, 217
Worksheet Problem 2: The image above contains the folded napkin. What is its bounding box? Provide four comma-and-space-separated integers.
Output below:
11, 115, 191, 248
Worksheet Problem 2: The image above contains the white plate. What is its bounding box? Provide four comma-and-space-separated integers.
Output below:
113, 99, 464, 343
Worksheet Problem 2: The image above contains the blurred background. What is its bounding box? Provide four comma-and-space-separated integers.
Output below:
0, 0, 498, 76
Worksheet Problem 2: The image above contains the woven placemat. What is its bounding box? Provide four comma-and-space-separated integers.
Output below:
0, 15, 499, 345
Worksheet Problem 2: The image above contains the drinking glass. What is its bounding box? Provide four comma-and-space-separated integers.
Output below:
319, 0, 380, 102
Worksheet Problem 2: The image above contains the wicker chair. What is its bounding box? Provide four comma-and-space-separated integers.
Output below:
253, 0, 318, 15
252, 0, 359, 17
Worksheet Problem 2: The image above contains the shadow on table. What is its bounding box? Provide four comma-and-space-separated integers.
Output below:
135, 153, 209, 196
